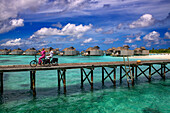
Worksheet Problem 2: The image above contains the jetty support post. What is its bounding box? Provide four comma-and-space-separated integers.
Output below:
102, 66, 116, 87
120, 66, 122, 83
0, 72, 3, 94
161, 63, 166, 80
81, 66, 94, 89
135, 65, 138, 80
57, 69, 66, 93
149, 64, 152, 82
30, 71, 36, 96
132, 65, 134, 86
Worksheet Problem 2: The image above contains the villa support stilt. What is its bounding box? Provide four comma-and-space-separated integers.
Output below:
0, 72, 3, 94
57, 69, 66, 93
102, 66, 116, 86
81, 67, 94, 89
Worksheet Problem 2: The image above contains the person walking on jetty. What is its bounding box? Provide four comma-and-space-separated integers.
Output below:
46, 47, 53, 59
39, 48, 46, 65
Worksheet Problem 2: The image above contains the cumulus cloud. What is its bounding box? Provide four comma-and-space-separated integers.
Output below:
1, 38, 23, 46
0, 0, 47, 21
95, 28, 103, 33
30, 23, 92, 39
125, 38, 134, 43
104, 38, 119, 44
83, 38, 93, 43
0, 19, 24, 33
165, 32, 170, 39
129, 14, 155, 28
135, 35, 141, 41
131, 44, 137, 48
52, 22, 62, 28
143, 31, 160, 44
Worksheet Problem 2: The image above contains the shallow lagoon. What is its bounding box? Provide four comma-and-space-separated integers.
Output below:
0, 55, 169, 113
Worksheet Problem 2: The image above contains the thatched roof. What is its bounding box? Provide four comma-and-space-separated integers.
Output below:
107, 47, 116, 52
55, 48, 59, 51
134, 48, 142, 51
107, 48, 113, 51
93, 46, 100, 49
123, 45, 130, 48
62, 46, 76, 51
0, 49, 10, 52
12, 48, 23, 52
86, 47, 93, 51
115, 47, 124, 51
25, 48, 37, 52
112, 47, 116, 50
140, 47, 146, 50
86, 46, 101, 51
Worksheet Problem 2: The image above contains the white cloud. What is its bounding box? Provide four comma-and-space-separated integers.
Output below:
52, 22, 62, 28
1, 38, 22, 46
146, 42, 151, 47
143, 31, 160, 44
135, 35, 141, 41
0, 19, 24, 33
83, 38, 93, 43
165, 32, 170, 39
104, 38, 119, 44
81, 43, 85, 46
131, 44, 137, 48
117, 23, 123, 29
30, 23, 92, 39
129, 14, 155, 28
10, 19, 24, 27
0, 0, 47, 21
95, 28, 103, 33
125, 38, 134, 43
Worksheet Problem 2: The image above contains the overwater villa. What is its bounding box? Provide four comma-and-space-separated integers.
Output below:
23, 48, 37, 55
9, 48, 23, 55
134, 47, 149, 55
59, 46, 79, 56
112, 45, 134, 56
0, 49, 11, 55
53, 48, 60, 55
106, 47, 116, 56
83, 46, 104, 56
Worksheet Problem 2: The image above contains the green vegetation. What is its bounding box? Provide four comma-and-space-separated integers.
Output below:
150, 48, 170, 53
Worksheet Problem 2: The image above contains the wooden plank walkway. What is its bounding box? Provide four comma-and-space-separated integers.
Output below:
0, 60, 170, 72
0, 60, 170, 96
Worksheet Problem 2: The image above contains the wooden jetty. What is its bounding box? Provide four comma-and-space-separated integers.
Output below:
0, 60, 170, 96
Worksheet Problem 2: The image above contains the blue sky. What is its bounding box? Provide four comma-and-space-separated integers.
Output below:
0, 0, 170, 51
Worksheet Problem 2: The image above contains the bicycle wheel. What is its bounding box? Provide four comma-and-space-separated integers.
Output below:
51, 60, 58, 66
30, 60, 37, 67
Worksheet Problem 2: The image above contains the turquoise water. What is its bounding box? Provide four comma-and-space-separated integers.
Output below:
0, 55, 170, 113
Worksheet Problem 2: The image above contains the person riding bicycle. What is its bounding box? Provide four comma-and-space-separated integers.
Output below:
46, 47, 53, 60
38, 48, 46, 65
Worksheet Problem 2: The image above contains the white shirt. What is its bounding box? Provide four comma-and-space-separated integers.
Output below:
49, 51, 53, 57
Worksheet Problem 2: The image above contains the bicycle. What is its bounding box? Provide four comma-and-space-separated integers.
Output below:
30, 55, 58, 67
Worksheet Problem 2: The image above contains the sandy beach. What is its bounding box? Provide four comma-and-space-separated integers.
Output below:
130, 54, 170, 60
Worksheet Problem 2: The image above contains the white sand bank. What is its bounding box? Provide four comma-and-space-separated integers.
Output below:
130, 54, 170, 60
